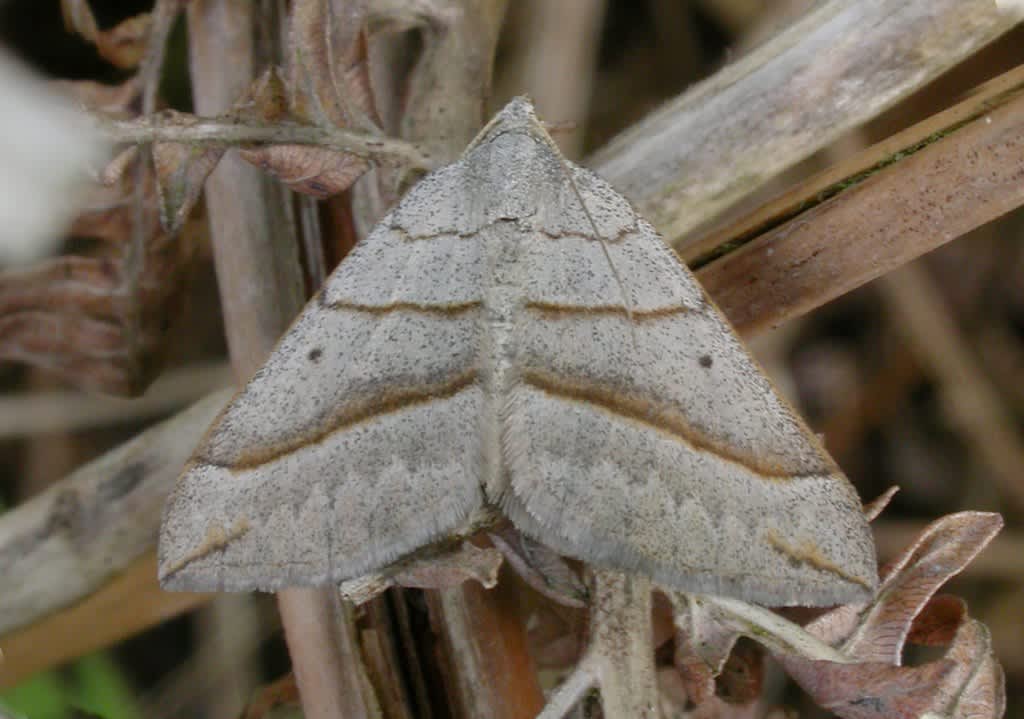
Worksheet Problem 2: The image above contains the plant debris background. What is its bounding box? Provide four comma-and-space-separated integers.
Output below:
0, 1, 1021, 717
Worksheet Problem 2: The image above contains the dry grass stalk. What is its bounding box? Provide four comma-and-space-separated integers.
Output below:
0, 553, 210, 688
0, 2, 1017, 715
0, 390, 229, 646
0, 361, 230, 439
589, 0, 1023, 249
696, 71, 1024, 335
185, 2, 369, 717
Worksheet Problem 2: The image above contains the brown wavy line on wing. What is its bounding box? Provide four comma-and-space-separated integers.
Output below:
323, 298, 484, 316
387, 217, 640, 244
524, 300, 696, 320
765, 528, 873, 589
198, 369, 481, 471
519, 368, 830, 481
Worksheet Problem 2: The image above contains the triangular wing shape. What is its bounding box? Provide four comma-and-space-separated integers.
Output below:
158, 177, 491, 592
480, 101, 877, 606
161, 97, 877, 605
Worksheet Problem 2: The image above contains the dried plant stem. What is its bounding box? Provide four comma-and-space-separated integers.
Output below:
186, 2, 372, 718
198, 591, 262, 718
121, 0, 181, 371
0, 361, 231, 438
535, 663, 597, 719
138, 0, 181, 116
684, 63, 1024, 265
589, 0, 1024, 248
427, 577, 544, 718
0, 552, 209, 689
587, 572, 660, 718
501, 0, 606, 157
96, 114, 433, 168
375, 2, 548, 715
276, 588, 381, 718
696, 73, 1024, 336
0, 390, 229, 639
539, 571, 659, 719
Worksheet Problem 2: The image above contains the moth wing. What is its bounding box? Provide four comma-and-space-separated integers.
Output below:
502, 162, 877, 607
159, 178, 488, 592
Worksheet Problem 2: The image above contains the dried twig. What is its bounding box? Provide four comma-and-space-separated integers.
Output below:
96, 114, 432, 168
0, 390, 229, 639
0, 361, 230, 438
186, 2, 375, 718
695, 72, 1024, 335
0, 552, 209, 689
498, 0, 607, 158
538, 571, 659, 718
589, 0, 1024, 248
684, 63, 1024, 265
377, 2, 548, 715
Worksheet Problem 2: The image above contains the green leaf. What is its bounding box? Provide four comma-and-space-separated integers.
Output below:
69, 653, 141, 719
0, 671, 70, 719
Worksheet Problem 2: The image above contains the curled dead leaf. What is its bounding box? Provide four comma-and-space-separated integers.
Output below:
863, 486, 900, 522
338, 541, 503, 604
234, 69, 372, 198
150, 111, 225, 233
663, 511, 1005, 718
233, 66, 290, 124
907, 594, 967, 647
811, 511, 1003, 660
928, 618, 1006, 718
786, 658, 957, 719
672, 592, 743, 705
777, 511, 1006, 719
97, 146, 140, 187
95, 13, 152, 69
239, 144, 369, 199
61, 1, 153, 69
288, 0, 380, 130
488, 526, 587, 608
0, 146, 195, 394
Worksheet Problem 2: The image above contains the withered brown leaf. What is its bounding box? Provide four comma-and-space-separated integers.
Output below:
150, 111, 225, 234
339, 541, 503, 604
778, 512, 1005, 719
0, 145, 195, 394
488, 525, 587, 608
236, 68, 371, 198
61, 0, 153, 69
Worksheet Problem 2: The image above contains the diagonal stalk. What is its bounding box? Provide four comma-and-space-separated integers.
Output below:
538, 570, 660, 719
186, 1, 377, 717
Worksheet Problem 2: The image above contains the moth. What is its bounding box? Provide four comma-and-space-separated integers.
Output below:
159, 97, 877, 606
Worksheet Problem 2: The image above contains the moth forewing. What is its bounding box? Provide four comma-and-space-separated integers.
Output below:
159, 97, 877, 606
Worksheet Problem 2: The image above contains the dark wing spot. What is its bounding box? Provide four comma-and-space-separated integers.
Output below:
308, 348, 323, 362
699, 354, 713, 368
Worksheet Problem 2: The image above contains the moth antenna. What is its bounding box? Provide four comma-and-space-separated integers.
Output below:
547, 139, 639, 349
573, 175, 639, 349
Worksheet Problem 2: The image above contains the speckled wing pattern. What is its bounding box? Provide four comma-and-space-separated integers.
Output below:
159, 98, 877, 605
